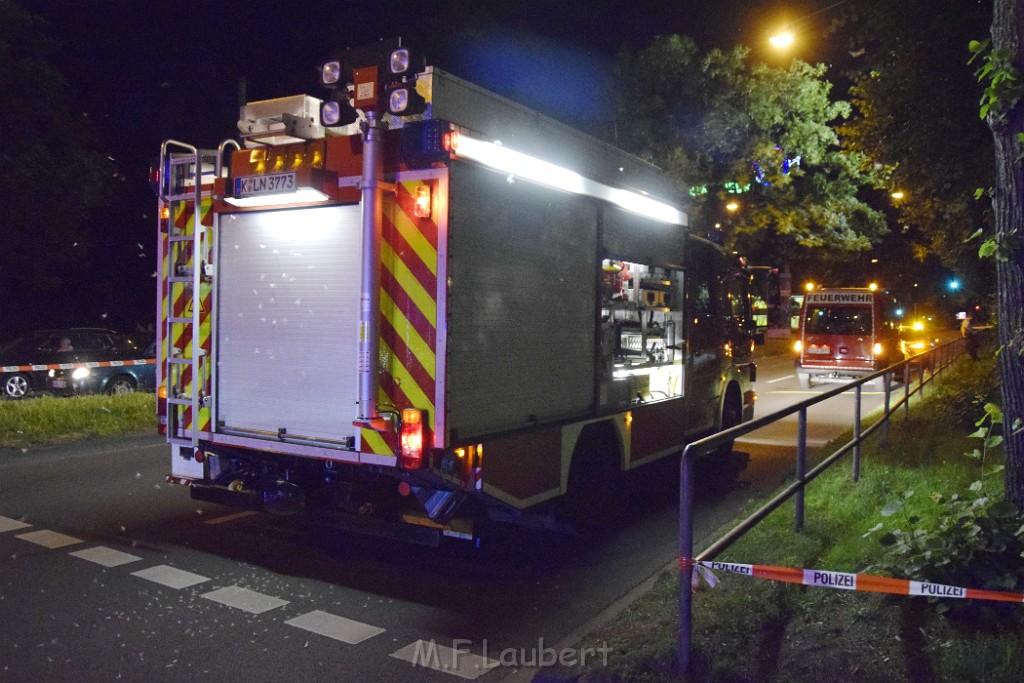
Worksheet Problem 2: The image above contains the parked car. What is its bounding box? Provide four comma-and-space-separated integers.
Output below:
49, 337, 156, 397
0, 328, 153, 399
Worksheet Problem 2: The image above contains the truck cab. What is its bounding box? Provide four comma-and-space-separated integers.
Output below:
794, 287, 897, 388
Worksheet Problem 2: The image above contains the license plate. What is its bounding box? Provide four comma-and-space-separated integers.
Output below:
807, 347, 831, 355
233, 171, 297, 198
51, 379, 67, 389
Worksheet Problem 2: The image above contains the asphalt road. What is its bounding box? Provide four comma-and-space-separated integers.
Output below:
0, 340, 912, 682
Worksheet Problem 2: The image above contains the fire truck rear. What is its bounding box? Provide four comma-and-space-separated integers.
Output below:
155, 43, 757, 544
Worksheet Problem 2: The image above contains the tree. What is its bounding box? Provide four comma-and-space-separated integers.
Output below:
978, 0, 1024, 506
614, 35, 886, 264
836, 0, 995, 306
0, 0, 111, 334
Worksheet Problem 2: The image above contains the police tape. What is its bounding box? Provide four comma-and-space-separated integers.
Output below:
688, 560, 1024, 604
1, 359, 156, 373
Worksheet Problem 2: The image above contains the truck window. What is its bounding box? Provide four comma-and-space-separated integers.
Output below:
805, 306, 872, 335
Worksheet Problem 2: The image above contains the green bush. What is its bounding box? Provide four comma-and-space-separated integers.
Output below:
869, 403, 1024, 625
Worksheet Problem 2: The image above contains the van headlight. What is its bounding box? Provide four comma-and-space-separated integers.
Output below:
72, 367, 91, 380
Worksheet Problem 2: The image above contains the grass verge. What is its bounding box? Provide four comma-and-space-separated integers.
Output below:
553, 351, 1022, 682
0, 393, 156, 449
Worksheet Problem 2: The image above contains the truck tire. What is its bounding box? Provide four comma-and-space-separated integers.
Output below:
562, 437, 625, 537
716, 387, 742, 457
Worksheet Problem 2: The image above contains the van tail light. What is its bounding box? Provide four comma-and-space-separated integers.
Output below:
794, 340, 803, 353
400, 408, 425, 469
873, 343, 883, 356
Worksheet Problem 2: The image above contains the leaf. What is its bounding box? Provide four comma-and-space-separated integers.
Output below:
965, 227, 984, 241
989, 501, 1019, 519
979, 239, 998, 259
985, 435, 1004, 448
968, 38, 990, 55
863, 522, 884, 538
984, 403, 1003, 420
968, 427, 988, 439
969, 480, 984, 493
904, 490, 915, 499
882, 500, 904, 517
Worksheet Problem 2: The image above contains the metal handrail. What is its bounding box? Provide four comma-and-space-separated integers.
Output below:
677, 336, 966, 675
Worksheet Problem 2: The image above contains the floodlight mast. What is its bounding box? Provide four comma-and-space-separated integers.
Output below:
324, 39, 420, 430
356, 108, 386, 429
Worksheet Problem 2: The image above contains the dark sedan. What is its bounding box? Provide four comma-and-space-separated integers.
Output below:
0, 328, 154, 399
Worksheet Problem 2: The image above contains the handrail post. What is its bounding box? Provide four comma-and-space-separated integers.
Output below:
796, 407, 807, 531
903, 363, 911, 421
853, 383, 862, 481
678, 444, 696, 678
881, 371, 892, 448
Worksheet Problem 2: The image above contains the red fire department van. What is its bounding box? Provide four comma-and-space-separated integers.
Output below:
794, 287, 898, 388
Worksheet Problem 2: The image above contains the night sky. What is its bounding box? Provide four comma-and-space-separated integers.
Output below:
13, 0, 820, 339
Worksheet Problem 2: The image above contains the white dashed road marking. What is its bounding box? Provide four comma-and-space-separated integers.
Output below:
132, 564, 211, 589
0, 515, 31, 533
285, 610, 385, 645
15, 529, 82, 548
3, 513, 497, 678
200, 585, 289, 614
69, 546, 143, 567
391, 640, 498, 680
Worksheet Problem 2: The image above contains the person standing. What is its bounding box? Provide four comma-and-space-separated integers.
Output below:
961, 314, 979, 360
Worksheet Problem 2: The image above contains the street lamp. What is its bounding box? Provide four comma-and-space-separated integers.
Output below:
766, 0, 854, 50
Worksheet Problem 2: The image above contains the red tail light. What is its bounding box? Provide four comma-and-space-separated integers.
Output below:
400, 408, 424, 469
157, 385, 167, 435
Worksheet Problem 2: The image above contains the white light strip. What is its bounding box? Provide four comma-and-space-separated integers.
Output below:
453, 135, 686, 225
223, 188, 330, 208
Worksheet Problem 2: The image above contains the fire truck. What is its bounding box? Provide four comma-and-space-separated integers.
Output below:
155, 43, 757, 543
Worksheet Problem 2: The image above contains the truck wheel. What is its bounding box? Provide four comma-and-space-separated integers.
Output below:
797, 372, 812, 389
106, 376, 137, 395
3, 373, 29, 399
716, 389, 742, 457
562, 439, 625, 537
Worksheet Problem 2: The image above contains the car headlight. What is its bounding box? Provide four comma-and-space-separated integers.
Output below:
72, 367, 91, 380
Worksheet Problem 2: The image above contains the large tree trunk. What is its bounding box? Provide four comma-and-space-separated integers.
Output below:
989, 0, 1024, 506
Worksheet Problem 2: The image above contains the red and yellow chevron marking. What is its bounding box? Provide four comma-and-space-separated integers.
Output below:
360, 180, 440, 457
162, 195, 214, 434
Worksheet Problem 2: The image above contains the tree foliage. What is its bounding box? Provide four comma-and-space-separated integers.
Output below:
0, 0, 111, 329
836, 0, 995, 297
614, 35, 886, 263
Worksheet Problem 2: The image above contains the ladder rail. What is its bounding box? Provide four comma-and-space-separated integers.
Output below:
159, 140, 202, 452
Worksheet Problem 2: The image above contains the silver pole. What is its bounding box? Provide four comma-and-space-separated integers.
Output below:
357, 112, 385, 424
